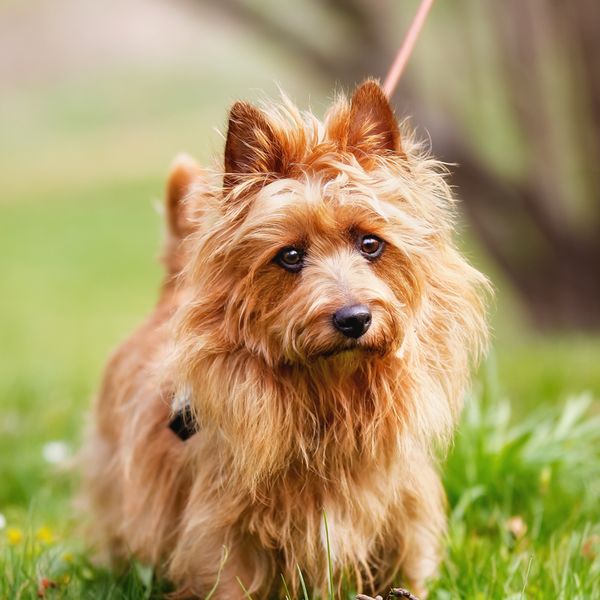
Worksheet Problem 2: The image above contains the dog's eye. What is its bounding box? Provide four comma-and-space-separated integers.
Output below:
275, 247, 304, 272
359, 235, 385, 260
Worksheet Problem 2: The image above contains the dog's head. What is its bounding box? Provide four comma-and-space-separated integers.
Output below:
177, 81, 488, 384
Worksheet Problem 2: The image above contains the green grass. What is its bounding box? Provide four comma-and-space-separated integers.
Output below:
437, 364, 600, 598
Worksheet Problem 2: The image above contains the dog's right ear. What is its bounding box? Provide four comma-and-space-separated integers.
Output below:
223, 101, 283, 190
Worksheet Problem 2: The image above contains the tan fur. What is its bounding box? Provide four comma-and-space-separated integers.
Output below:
80, 80, 490, 599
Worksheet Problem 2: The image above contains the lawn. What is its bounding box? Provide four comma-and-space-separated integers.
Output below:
1, 69, 600, 598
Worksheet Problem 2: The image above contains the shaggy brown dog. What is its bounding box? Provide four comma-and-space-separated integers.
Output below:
80, 80, 489, 599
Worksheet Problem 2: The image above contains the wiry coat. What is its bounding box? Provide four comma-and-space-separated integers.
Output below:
80, 81, 489, 598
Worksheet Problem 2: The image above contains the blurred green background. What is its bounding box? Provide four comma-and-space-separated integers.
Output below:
0, 0, 599, 593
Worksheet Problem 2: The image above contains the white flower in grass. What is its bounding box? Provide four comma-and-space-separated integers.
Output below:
0, 513, 6, 530
42, 441, 70, 464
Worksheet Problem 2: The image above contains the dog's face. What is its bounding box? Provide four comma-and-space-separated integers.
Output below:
180, 81, 487, 379
187, 81, 429, 368
217, 178, 420, 365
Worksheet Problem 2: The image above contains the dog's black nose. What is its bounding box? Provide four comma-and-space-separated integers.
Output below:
332, 304, 372, 338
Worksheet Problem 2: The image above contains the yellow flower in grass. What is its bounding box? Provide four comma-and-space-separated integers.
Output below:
7, 527, 23, 545
36, 526, 53, 544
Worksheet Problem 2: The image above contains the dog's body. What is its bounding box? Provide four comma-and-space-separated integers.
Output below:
81, 81, 488, 598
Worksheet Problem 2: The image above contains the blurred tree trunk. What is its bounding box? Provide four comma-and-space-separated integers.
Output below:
195, 0, 600, 330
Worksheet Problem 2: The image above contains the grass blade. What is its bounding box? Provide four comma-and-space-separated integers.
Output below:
204, 546, 229, 600
297, 565, 310, 600
236, 575, 255, 600
322, 510, 334, 600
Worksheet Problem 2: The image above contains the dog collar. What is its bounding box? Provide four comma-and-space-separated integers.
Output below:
169, 388, 198, 441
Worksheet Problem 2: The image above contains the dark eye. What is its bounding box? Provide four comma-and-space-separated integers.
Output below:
358, 234, 385, 260
275, 247, 304, 272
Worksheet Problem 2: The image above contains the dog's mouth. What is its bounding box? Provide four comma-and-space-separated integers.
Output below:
319, 345, 359, 358
277, 340, 393, 369
314, 343, 384, 360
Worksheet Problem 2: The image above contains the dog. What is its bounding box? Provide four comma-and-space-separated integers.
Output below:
80, 80, 489, 599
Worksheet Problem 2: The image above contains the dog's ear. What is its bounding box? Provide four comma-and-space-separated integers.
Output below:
162, 153, 202, 279
223, 101, 283, 189
166, 153, 201, 240
345, 79, 403, 161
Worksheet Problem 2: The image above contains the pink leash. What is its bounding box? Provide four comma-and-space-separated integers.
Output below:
383, 0, 436, 99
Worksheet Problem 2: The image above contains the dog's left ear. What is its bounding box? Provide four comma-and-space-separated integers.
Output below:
345, 80, 403, 161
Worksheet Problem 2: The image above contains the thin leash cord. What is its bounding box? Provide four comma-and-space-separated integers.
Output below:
383, 0, 435, 99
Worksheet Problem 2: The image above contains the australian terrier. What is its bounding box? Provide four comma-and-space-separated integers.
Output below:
80, 80, 489, 598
